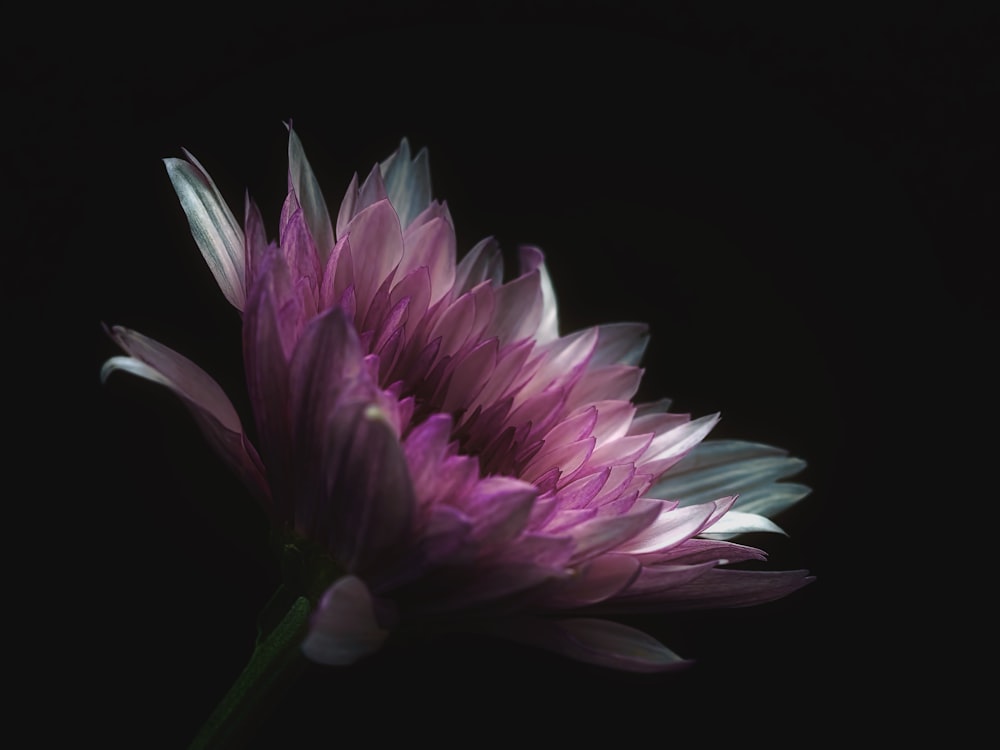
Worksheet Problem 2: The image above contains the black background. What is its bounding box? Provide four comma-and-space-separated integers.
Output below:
8, 3, 993, 746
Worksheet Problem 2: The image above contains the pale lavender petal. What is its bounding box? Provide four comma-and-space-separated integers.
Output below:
650, 439, 810, 518
380, 137, 432, 230
398, 213, 456, 305
518, 246, 559, 344
452, 236, 503, 295
544, 553, 641, 608
341, 199, 404, 316
614, 498, 725, 555
567, 365, 643, 410
164, 153, 245, 310
520, 327, 598, 399
637, 537, 768, 565
101, 331, 268, 503
590, 323, 650, 367
106, 327, 240, 432
612, 560, 721, 600
335, 172, 360, 240
286, 126, 335, 263
568, 498, 662, 562
701, 510, 788, 537
301, 576, 389, 665
489, 268, 544, 346
637, 413, 721, 478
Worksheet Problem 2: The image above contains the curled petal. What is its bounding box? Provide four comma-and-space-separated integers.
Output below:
101, 329, 268, 504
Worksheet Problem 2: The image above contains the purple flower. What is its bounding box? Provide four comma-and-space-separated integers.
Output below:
103, 126, 812, 673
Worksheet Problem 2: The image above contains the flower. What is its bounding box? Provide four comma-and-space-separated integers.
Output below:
102, 125, 813, 674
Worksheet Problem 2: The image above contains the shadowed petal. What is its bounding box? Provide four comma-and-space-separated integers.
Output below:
485, 617, 691, 673
301, 576, 389, 665
619, 568, 815, 611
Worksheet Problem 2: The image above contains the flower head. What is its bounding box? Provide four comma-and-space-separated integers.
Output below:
103, 125, 812, 672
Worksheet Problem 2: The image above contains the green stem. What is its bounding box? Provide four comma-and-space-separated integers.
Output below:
190, 595, 311, 749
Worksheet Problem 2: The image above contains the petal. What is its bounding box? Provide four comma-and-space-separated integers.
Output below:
379, 137, 432, 231
287, 125, 335, 263
611, 560, 721, 601
103, 327, 239, 431
518, 246, 559, 344
398, 212, 456, 305
164, 153, 245, 310
342, 198, 404, 317
634, 568, 815, 611
701, 510, 788, 537
544, 553, 641, 608
614, 498, 726, 554
638, 412, 721, 478
101, 330, 268, 503
301, 576, 389, 665
485, 617, 691, 673
590, 323, 650, 367
462, 477, 538, 547
568, 498, 662, 562
650, 439, 810, 518
452, 236, 504, 295
318, 402, 417, 574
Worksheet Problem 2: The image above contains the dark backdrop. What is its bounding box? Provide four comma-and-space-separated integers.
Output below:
9, 4, 992, 746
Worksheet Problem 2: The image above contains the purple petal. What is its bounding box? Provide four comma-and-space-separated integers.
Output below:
341, 198, 403, 316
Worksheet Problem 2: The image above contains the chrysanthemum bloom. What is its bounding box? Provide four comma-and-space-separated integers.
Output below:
103, 126, 812, 674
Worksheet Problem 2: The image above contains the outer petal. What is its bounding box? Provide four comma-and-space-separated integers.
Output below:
301, 576, 389, 665
482, 617, 691, 673
164, 152, 246, 310
650, 439, 810, 522
101, 328, 268, 503
611, 568, 815, 612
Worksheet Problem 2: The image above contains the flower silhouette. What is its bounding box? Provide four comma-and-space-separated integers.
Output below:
103, 126, 812, 675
